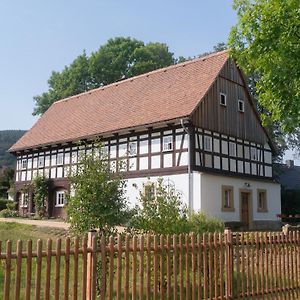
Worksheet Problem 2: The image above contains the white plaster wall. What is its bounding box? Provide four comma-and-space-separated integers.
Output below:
198, 173, 281, 222
125, 174, 190, 208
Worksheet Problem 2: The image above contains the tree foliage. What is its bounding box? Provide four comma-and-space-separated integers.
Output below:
229, 0, 300, 133
67, 144, 130, 236
33, 37, 175, 115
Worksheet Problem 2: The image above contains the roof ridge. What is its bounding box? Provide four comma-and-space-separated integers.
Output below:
53, 49, 229, 105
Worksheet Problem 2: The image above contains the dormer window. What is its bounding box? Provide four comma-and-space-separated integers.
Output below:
238, 100, 245, 112
163, 136, 173, 151
220, 93, 227, 106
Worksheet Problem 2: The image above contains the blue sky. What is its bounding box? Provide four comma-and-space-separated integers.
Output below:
0, 1, 296, 164
0, 0, 236, 130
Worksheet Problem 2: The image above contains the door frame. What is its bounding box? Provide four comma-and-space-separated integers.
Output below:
239, 189, 253, 230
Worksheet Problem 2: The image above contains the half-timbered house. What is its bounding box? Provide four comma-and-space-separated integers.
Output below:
9, 50, 281, 229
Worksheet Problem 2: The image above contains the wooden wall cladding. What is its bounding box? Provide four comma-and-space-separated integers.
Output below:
191, 60, 268, 145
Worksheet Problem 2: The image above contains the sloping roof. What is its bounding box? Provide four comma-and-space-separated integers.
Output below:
10, 50, 229, 152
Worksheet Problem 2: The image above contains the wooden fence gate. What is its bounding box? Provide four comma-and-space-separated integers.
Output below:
0, 230, 299, 299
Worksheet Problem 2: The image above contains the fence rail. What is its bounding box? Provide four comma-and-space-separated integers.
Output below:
0, 230, 299, 299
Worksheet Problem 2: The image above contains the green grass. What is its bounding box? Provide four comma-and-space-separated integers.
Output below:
0, 221, 68, 249
0, 222, 84, 299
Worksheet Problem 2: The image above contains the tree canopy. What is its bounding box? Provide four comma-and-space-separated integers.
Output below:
33, 37, 176, 115
229, 0, 300, 133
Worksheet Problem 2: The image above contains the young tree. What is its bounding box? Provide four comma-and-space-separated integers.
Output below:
67, 144, 130, 236
32, 175, 49, 218
229, 0, 300, 134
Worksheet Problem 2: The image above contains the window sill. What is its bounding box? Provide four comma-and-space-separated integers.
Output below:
55, 205, 65, 208
221, 207, 235, 212
257, 209, 268, 213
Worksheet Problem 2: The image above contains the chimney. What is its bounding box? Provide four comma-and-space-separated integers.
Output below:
286, 160, 294, 168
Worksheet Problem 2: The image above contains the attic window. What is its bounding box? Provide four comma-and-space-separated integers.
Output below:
238, 100, 245, 112
220, 93, 227, 106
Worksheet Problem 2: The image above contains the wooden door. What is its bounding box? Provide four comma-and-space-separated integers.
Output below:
241, 192, 250, 229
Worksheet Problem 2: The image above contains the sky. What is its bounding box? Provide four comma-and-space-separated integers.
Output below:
0, 0, 297, 164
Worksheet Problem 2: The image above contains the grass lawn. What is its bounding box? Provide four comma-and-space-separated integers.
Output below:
0, 221, 68, 249
0, 221, 84, 299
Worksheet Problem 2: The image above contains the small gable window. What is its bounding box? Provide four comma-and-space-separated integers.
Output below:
220, 93, 227, 106
163, 136, 173, 151
238, 100, 245, 112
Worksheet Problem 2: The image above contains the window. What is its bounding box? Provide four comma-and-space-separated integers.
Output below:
163, 136, 173, 151
204, 136, 212, 151
21, 193, 29, 208
57, 153, 64, 165
222, 186, 234, 211
128, 141, 137, 156
238, 100, 245, 112
55, 191, 66, 207
220, 93, 227, 106
21, 159, 27, 170
38, 156, 44, 168
229, 142, 236, 157
143, 182, 156, 200
250, 147, 258, 161
257, 189, 267, 212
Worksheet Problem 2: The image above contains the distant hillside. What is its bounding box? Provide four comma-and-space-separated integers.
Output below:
0, 130, 26, 168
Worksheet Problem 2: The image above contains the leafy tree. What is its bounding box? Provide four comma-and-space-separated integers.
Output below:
67, 144, 130, 236
0, 168, 14, 198
229, 0, 300, 134
33, 37, 175, 115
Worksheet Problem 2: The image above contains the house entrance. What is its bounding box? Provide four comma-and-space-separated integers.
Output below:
240, 191, 252, 229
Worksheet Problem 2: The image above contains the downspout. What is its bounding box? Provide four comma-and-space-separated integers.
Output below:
181, 119, 193, 213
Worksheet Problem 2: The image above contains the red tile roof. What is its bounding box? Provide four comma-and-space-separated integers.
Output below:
10, 50, 229, 152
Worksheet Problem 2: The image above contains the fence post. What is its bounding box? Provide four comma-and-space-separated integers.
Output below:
224, 229, 233, 299
87, 230, 97, 300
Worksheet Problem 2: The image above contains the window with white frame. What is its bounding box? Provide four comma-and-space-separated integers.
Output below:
38, 156, 44, 168
250, 147, 258, 161
128, 141, 137, 156
220, 93, 227, 106
229, 142, 236, 157
21, 193, 29, 208
55, 191, 66, 207
238, 99, 245, 112
204, 136, 212, 151
21, 159, 27, 170
163, 136, 173, 151
57, 153, 64, 165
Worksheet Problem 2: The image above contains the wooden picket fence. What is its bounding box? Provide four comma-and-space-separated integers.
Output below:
0, 230, 300, 299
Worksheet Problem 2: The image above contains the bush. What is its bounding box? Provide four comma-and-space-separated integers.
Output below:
0, 209, 19, 218
0, 199, 9, 211
188, 211, 224, 234
6, 201, 16, 211
130, 178, 224, 235
130, 178, 190, 235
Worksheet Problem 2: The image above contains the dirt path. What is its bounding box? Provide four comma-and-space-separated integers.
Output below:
0, 217, 70, 229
